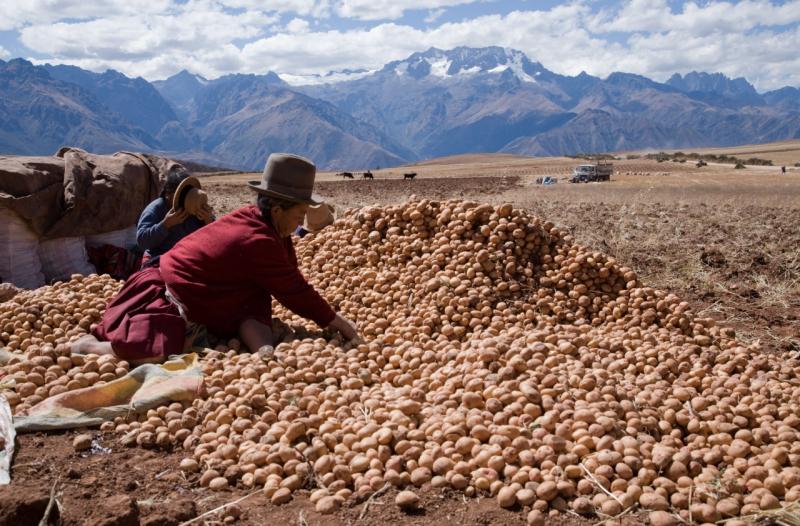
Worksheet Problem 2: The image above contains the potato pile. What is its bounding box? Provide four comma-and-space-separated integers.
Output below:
0, 275, 128, 414
2, 199, 800, 525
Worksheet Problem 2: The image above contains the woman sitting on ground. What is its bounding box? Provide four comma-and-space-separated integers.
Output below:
69, 153, 358, 364
137, 168, 213, 268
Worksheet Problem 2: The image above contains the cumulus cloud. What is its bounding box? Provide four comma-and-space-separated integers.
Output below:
584, 0, 800, 88
237, 3, 607, 77
9, 0, 800, 90
20, 2, 275, 61
239, 23, 422, 75
622, 25, 800, 88
286, 17, 311, 33
0, 46, 10, 59
590, 0, 800, 35
0, 0, 173, 31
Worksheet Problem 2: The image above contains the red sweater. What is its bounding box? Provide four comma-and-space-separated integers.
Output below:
160, 205, 335, 337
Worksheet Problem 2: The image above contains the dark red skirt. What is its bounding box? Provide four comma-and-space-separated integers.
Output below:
93, 266, 186, 361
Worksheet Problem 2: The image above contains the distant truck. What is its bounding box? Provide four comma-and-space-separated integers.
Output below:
571, 162, 613, 183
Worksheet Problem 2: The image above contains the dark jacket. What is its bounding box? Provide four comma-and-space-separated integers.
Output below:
136, 197, 206, 267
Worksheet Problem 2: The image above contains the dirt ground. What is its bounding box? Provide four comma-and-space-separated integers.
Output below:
3, 155, 799, 525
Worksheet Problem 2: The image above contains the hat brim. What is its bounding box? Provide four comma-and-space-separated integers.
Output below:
248, 181, 323, 206
173, 176, 201, 210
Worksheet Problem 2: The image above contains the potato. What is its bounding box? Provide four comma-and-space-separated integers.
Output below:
396, 490, 419, 510
315, 496, 340, 514
73, 434, 92, 452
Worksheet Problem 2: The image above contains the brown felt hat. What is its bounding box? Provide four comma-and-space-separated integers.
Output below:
173, 175, 201, 210
303, 203, 335, 233
248, 153, 322, 205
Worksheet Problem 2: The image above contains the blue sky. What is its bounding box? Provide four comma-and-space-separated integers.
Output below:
0, 1, 798, 90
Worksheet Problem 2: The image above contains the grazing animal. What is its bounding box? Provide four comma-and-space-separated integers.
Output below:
403, 172, 417, 180
363, 171, 374, 180
337, 172, 354, 179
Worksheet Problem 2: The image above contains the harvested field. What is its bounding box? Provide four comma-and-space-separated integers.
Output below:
211, 176, 523, 215
1, 156, 799, 526
205, 154, 800, 207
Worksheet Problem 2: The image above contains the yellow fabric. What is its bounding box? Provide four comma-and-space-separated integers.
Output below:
14, 353, 204, 432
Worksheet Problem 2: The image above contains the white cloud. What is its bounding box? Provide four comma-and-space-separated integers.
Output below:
286, 17, 311, 33
621, 25, 800, 88
20, 2, 275, 60
335, 0, 477, 21
0, 46, 10, 59
582, 0, 800, 89
238, 4, 602, 77
425, 8, 446, 24
590, 0, 800, 35
0, 0, 173, 31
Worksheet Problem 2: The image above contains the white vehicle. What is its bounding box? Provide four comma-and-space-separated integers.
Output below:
571, 162, 613, 183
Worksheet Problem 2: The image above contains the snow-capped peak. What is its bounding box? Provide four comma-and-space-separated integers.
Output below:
487, 50, 538, 82
427, 56, 452, 78
385, 46, 545, 83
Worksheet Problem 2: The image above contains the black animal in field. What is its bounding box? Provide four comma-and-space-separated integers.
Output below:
403, 172, 417, 180
362, 171, 374, 180
337, 172, 354, 179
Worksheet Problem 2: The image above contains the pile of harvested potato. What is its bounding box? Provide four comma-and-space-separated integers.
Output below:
2, 199, 798, 526
0, 275, 127, 413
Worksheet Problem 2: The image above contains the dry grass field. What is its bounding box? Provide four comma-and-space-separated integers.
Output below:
3, 152, 799, 526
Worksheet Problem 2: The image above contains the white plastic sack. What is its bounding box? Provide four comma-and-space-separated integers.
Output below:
0, 208, 45, 289
38, 237, 96, 282
86, 225, 138, 249
0, 393, 14, 485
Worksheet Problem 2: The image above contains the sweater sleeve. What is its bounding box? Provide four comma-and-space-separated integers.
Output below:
137, 200, 170, 251
249, 238, 335, 327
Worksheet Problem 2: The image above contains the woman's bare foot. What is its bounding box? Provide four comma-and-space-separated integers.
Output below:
71, 334, 115, 356
63, 336, 162, 367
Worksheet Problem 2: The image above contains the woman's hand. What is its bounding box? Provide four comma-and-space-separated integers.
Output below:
196, 204, 214, 224
163, 207, 190, 228
329, 313, 359, 341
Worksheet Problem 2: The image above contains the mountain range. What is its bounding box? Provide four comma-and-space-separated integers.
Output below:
1, 47, 799, 170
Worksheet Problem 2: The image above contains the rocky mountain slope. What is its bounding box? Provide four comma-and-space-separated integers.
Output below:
1, 48, 798, 169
